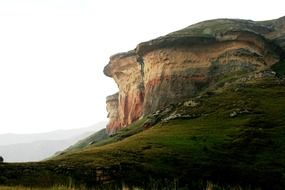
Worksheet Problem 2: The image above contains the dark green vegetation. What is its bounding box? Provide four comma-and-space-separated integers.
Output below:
272, 60, 285, 76
1, 76, 285, 189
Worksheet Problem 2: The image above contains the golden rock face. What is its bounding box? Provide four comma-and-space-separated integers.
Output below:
104, 18, 284, 134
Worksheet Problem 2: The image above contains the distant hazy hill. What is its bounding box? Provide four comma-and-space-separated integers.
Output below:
0, 121, 106, 162
0, 122, 106, 146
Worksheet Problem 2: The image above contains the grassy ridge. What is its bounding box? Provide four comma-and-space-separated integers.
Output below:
60, 118, 147, 154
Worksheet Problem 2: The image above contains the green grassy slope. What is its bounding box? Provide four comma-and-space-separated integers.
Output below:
50, 77, 285, 189
0, 78, 285, 189
61, 129, 108, 153
0, 77, 285, 189
60, 118, 147, 154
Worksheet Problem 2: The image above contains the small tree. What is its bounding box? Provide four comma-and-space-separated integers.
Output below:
0, 156, 3, 163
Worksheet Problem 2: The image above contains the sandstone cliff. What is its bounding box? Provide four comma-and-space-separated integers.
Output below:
104, 16, 285, 133
104, 52, 144, 134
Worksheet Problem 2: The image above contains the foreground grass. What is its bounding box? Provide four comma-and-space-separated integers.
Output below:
0, 186, 76, 190
0, 182, 255, 190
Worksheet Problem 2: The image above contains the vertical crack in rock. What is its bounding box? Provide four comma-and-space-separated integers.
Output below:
136, 54, 145, 78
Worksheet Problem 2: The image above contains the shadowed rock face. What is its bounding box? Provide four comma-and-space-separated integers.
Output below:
264, 16, 285, 51
104, 17, 285, 133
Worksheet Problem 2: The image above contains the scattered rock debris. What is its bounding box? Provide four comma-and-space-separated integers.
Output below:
183, 100, 199, 107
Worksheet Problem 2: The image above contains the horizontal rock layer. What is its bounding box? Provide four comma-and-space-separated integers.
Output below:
104, 17, 285, 133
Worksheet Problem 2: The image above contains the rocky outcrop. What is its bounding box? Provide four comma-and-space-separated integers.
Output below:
104, 51, 144, 133
104, 16, 285, 133
137, 31, 279, 115
263, 16, 285, 51
106, 93, 120, 134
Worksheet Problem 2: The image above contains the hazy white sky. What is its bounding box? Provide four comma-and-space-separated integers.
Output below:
0, 0, 284, 134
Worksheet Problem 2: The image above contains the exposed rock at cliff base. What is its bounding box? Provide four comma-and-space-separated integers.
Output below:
104, 16, 285, 133
106, 93, 120, 134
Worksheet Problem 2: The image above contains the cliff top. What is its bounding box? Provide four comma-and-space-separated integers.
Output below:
104, 16, 285, 69
167, 18, 272, 37
136, 16, 285, 55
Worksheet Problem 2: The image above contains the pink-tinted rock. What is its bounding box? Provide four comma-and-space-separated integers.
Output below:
104, 51, 144, 133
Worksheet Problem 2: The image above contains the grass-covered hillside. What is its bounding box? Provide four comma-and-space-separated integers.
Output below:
55, 76, 285, 189
1, 74, 284, 189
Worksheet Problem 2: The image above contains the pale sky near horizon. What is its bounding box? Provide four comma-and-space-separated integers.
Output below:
0, 0, 284, 134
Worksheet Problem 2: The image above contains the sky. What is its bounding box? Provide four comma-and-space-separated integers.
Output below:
0, 0, 284, 134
